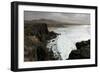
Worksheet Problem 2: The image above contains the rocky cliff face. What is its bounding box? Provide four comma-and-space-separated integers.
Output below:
24, 23, 60, 61
68, 40, 90, 59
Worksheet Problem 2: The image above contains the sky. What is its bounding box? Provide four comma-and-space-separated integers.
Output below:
24, 11, 90, 24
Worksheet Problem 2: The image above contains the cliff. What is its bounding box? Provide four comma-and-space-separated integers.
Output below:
24, 23, 59, 61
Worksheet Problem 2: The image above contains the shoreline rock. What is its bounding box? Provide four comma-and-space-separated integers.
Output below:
68, 39, 90, 59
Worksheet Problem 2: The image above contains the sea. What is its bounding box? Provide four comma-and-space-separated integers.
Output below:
47, 25, 90, 60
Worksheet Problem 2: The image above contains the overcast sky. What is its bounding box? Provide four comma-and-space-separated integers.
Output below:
24, 11, 90, 24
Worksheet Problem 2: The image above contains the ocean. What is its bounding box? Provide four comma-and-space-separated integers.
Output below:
48, 25, 90, 60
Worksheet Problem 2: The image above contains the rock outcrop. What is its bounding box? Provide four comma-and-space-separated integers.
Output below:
24, 23, 59, 61
68, 40, 90, 59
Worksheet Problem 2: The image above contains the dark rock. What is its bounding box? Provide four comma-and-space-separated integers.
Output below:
47, 31, 60, 40
24, 23, 59, 61
68, 39, 90, 59
36, 46, 47, 61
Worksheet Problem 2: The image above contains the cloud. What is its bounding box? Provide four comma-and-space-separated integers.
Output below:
24, 11, 90, 24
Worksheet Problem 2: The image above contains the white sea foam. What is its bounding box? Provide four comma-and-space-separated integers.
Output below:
48, 25, 90, 60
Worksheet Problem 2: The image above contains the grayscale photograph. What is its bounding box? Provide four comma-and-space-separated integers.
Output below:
24, 11, 90, 62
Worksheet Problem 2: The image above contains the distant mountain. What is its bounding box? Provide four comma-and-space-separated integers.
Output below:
24, 19, 88, 27
25, 19, 65, 27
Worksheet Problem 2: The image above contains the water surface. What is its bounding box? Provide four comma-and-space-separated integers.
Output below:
48, 25, 90, 60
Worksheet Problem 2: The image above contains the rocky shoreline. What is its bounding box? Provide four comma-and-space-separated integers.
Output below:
24, 23, 90, 61
24, 23, 60, 61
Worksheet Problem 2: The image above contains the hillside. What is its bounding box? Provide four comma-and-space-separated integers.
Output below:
24, 19, 88, 28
